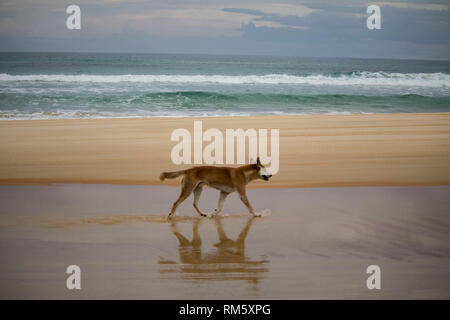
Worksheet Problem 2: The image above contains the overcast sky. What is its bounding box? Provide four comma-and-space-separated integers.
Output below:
0, 0, 449, 59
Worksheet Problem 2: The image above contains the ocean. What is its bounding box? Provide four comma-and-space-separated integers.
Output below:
0, 52, 449, 120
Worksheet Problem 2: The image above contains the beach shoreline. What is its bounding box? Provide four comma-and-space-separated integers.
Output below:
1, 112, 450, 188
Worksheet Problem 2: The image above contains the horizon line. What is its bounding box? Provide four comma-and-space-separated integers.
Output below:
0, 50, 449, 62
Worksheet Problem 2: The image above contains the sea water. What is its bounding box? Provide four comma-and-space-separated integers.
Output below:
1, 52, 449, 119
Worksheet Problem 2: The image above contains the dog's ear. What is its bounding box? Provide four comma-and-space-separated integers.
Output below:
256, 157, 261, 167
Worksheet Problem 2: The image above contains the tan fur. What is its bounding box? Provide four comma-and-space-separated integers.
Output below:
160, 157, 272, 219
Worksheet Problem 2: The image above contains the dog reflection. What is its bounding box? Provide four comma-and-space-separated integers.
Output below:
159, 217, 268, 284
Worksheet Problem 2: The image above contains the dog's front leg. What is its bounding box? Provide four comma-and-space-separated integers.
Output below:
237, 188, 260, 217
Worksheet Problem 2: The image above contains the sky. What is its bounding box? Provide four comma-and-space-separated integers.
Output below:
0, 0, 449, 60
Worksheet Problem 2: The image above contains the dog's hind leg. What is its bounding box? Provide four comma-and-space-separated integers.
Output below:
212, 191, 229, 217
168, 177, 196, 219
193, 184, 208, 217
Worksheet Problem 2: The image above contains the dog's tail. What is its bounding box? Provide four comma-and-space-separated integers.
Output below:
159, 169, 187, 181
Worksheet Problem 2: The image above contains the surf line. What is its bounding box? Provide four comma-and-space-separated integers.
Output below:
170, 120, 279, 174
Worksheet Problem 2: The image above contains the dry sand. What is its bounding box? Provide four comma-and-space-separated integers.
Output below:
1, 113, 450, 187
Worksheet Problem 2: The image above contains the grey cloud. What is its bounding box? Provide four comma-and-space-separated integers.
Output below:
221, 8, 265, 16
0, 0, 448, 60
235, 3, 449, 45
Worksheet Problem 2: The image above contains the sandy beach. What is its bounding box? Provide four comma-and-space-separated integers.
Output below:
1, 3, 450, 303
0, 113, 450, 299
1, 113, 450, 187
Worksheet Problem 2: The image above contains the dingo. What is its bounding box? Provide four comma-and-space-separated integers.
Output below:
160, 157, 272, 219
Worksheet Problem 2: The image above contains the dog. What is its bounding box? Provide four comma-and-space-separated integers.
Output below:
160, 157, 272, 219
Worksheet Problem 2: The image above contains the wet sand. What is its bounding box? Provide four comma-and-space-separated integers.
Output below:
1, 113, 450, 188
0, 184, 449, 299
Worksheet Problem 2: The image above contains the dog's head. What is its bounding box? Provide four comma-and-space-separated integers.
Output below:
253, 157, 272, 181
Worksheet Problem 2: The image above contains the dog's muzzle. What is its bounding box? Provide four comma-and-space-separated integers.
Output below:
262, 175, 272, 181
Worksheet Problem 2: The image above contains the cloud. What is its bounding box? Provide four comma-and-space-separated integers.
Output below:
222, 4, 316, 30
0, 0, 448, 59
251, 20, 308, 30
377, 1, 448, 11
222, 8, 264, 16
226, 3, 316, 17
236, 1, 449, 45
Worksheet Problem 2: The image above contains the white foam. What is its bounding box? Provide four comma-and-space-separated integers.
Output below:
0, 109, 379, 120
0, 72, 448, 87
